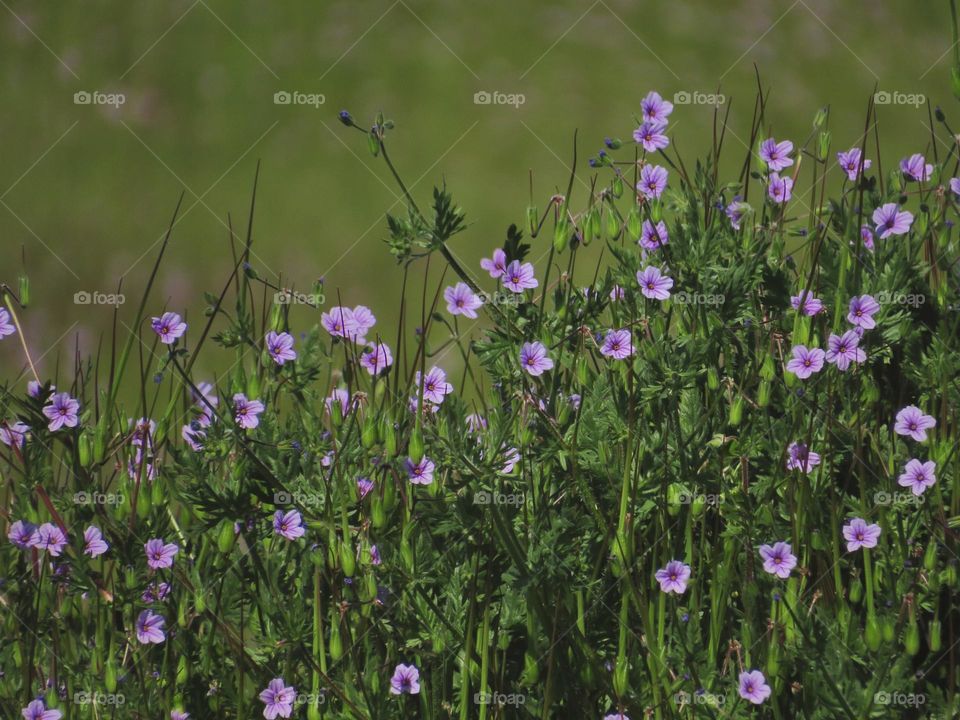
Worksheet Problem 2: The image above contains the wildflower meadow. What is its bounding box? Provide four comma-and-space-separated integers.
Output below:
5, 34, 960, 720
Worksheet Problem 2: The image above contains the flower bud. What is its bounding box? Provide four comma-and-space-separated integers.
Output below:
554, 215, 570, 253
865, 615, 882, 651
408, 427, 424, 464
527, 206, 539, 236
605, 209, 621, 240
706, 367, 720, 390
613, 655, 629, 697
728, 395, 744, 426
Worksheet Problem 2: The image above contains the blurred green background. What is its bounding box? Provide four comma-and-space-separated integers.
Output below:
0, 0, 952, 380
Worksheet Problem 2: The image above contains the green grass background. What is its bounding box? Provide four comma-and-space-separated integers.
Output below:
0, 0, 951, 379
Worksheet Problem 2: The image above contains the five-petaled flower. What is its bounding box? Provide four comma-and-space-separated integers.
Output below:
151, 312, 187, 345
843, 517, 881, 552
519, 341, 553, 376
265, 331, 297, 365
785, 345, 825, 379
760, 137, 794, 172
42, 392, 80, 432
636, 266, 673, 300
444, 282, 484, 318
389, 664, 421, 695
145, 538, 179, 569
738, 670, 771, 705
259, 678, 296, 719
759, 542, 797, 579
898, 458, 936, 496
655, 560, 691, 594
894, 405, 936, 442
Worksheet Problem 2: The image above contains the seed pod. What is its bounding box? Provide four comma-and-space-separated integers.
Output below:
757, 380, 772, 407
929, 618, 942, 652
576, 358, 589, 387
246, 372, 260, 401
340, 537, 356, 578
604, 209, 621, 240
583, 207, 600, 245
367, 132, 380, 157
151, 478, 164, 506
371, 494, 387, 528
706, 367, 720, 391
728, 395, 744, 426
944, 563, 957, 587
329, 614, 344, 661
626, 206, 642, 241
865, 615, 882, 652
848, 577, 863, 604
400, 530, 414, 573
904, 616, 920, 656
195, 589, 207, 613
667, 484, 684, 517
217, 520, 236, 554
178, 599, 189, 628
553, 215, 570, 253
383, 421, 397, 457
93, 419, 107, 464
105, 656, 118, 693
613, 655, 629, 697
307, 702, 323, 720
18, 274, 30, 306
383, 476, 397, 512
881, 615, 895, 643
760, 354, 776, 381
361, 414, 377, 449
408, 428, 424, 464
923, 542, 937, 572
817, 131, 831, 162
527, 206, 539, 236
176, 655, 188, 685
78, 432, 92, 467
612, 173, 624, 198
521, 652, 540, 685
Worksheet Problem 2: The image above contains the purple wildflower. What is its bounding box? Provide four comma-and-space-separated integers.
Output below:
135, 609, 166, 644
259, 678, 296, 719
0, 308, 14, 339
480, 248, 507, 278
83, 526, 109, 558
758, 542, 797, 579
35, 523, 67, 556
836, 148, 871, 181
503, 260, 538, 293
768, 173, 793, 204
143, 581, 171, 603
637, 164, 668, 199
898, 459, 936, 496
273, 510, 305, 540
444, 282, 483, 319
389, 664, 421, 695
600, 329, 635, 360
825, 330, 866, 371
636, 266, 673, 300
345, 305, 376, 342
151, 312, 187, 344
861, 225, 874, 250
145, 538, 179, 569
738, 670, 771, 704
0, 421, 29, 449
27, 380, 50, 398
321, 306, 353, 338
406, 456, 435, 485
760, 138, 793, 172
519, 341, 554, 376
641, 91, 673, 124
655, 560, 691, 594
42, 392, 80, 432
233, 393, 265, 429
726, 197, 749, 230
790, 293, 824, 316
786, 442, 820, 473
633, 121, 670, 152
951, 177, 960, 197
872, 203, 913, 239
8, 520, 36, 549
894, 405, 936, 442
603, 714, 629, 720
360, 342, 393, 375
899, 153, 933, 182
466, 413, 487, 433
500, 446, 521, 474
265, 331, 297, 365
325, 388, 351, 416
785, 345, 825, 379
170, 711, 189, 720
416, 366, 453, 404
370, 544, 381, 565
20, 700, 62, 720
357, 477, 374, 499
609, 285, 625, 301
640, 220, 669, 250
843, 517, 881, 551
847, 295, 880, 330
